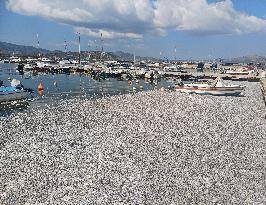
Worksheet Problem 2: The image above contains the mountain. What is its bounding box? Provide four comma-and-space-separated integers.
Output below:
111, 51, 158, 62
227, 55, 266, 64
112, 51, 134, 61
0, 41, 51, 56
2, 41, 266, 64
0, 41, 159, 62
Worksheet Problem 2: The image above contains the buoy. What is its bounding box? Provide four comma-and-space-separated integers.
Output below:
38, 82, 44, 91
38, 89, 44, 96
128, 80, 132, 85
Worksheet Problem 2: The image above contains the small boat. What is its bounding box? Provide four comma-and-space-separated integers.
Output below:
0, 79, 33, 102
17, 64, 24, 71
176, 76, 245, 96
23, 63, 35, 71
223, 70, 250, 75
32, 66, 50, 73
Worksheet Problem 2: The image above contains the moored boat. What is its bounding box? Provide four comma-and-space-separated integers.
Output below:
0, 79, 33, 102
176, 77, 245, 96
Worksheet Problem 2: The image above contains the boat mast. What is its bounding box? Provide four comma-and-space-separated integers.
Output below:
133, 54, 136, 69
100, 32, 103, 63
37, 33, 40, 58
87, 41, 91, 61
101, 33, 103, 54
77, 32, 81, 66
174, 46, 177, 68
64, 40, 67, 53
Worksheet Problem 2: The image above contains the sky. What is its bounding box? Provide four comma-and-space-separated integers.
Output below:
0, 0, 266, 60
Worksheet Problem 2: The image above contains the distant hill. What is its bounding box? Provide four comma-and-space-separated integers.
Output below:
0, 41, 158, 62
0, 41, 51, 56
227, 55, 266, 64
112, 51, 158, 62
2, 41, 266, 64
112, 51, 134, 61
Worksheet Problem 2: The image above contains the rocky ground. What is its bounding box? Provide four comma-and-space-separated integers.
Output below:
1, 82, 266, 204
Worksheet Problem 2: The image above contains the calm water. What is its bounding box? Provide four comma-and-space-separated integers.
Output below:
0, 63, 173, 116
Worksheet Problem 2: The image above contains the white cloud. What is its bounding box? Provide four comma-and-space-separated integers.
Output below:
75, 27, 143, 39
154, 0, 266, 35
6, 0, 266, 39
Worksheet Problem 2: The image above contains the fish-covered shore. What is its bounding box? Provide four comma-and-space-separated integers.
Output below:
1, 82, 266, 204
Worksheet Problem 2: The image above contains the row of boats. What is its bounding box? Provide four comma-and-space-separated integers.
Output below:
0, 76, 245, 103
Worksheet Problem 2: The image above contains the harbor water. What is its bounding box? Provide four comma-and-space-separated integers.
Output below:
0, 63, 173, 117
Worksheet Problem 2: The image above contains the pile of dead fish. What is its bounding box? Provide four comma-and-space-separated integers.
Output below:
1, 82, 266, 204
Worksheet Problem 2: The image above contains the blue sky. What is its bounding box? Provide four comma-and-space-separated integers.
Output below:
1, 0, 266, 59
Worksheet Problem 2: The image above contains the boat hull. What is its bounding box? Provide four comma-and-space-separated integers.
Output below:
0, 91, 31, 102
176, 86, 244, 96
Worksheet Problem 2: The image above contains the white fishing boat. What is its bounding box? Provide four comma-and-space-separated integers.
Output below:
23, 63, 35, 71
176, 77, 245, 96
145, 71, 152, 79
0, 79, 32, 102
